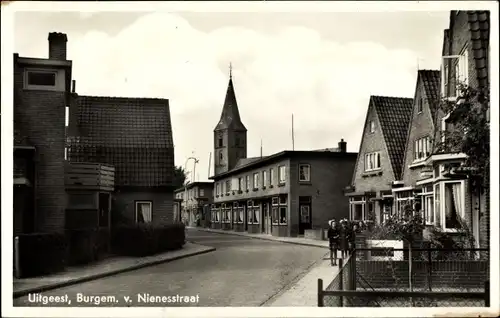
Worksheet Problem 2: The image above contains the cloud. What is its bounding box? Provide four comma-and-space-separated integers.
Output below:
66, 12, 420, 181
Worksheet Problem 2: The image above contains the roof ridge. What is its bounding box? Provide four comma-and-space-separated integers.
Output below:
79, 95, 169, 102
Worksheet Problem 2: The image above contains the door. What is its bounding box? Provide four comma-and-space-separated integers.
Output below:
263, 203, 271, 234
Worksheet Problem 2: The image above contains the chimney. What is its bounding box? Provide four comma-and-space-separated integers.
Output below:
338, 139, 347, 153
48, 32, 68, 60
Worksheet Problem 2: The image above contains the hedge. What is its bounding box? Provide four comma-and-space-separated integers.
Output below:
111, 222, 185, 257
16, 232, 67, 278
66, 228, 110, 265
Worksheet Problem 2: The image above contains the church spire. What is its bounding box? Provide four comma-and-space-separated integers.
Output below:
214, 63, 247, 131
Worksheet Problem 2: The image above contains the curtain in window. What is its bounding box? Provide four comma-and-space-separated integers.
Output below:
254, 207, 260, 223
141, 204, 152, 223
451, 183, 463, 228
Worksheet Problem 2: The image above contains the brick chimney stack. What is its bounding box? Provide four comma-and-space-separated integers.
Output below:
338, 139, 347, 153
48, 32, 68, 60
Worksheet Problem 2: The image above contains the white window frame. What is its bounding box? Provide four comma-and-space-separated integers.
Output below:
253, 172, 260, 189
24, 68, 60, 91
369, 120, 375, 133
441, 49, 468, 101
262, 171, 267, 188
414, 136, 431, 162
135, 201, 153, 223
278, 165, 287, 184
438, 180, 466, 232
237, 177, 243, 191
417, 98, 423, 114
395, 191, 414, 217
246, 175, 251, 190
349, 196, 365, 221
364, 152, 381, 171
298, 164, 311, 182
216, 183, 220, 196
225, 180, 231, 194
269, 168, 274, 186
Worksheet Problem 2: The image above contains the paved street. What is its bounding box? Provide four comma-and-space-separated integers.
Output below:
14, 228, 327, 307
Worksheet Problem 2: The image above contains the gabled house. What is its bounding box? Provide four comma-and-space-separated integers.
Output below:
67, 95, 175, 226
346, 96, 413, 224
414, 11, 490, 248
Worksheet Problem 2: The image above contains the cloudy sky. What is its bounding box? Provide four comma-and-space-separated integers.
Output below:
12, 8, 450, 182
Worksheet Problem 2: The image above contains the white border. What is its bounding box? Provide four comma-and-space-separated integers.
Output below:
2, 1, 499, 317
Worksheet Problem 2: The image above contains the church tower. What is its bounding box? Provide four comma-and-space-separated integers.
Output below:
213, 64, 247, 176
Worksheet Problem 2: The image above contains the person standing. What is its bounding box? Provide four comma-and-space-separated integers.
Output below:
327, 219, 340, 266
339, 220, 351, 259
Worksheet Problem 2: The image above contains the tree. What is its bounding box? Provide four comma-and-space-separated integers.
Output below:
173, 166, 188, 188
435, 84, 490, 191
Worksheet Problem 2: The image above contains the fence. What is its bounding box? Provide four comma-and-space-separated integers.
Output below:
318, 248, 490, 307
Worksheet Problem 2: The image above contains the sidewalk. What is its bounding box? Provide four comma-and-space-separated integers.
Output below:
13, 242, 215, 298
265, 255, 342, 306
190, 227, 329, 249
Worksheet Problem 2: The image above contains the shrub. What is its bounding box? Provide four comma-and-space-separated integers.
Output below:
66, 228, 110, 265
16, 232, 67, 278
111, 223, 185, 257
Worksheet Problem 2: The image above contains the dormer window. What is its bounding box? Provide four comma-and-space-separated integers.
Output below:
218, 137, 223, 147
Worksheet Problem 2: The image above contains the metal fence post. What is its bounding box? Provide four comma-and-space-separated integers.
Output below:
484, 280, 490, 307
318, 279, 324, 307
339, 258, 344, 307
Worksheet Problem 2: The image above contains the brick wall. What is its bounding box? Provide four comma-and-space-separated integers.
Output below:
290, 155, 356, 235
114, 189, 174, 225
14, 62, 67, 233
401, 80, 436, 186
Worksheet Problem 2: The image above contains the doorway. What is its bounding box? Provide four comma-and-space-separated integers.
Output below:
263, 202, 271, 234
244, 206, 248, 231
298, 196, 312, 235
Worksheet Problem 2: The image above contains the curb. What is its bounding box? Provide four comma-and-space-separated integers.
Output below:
13, 246, 216, 299
192, 227, 329, 249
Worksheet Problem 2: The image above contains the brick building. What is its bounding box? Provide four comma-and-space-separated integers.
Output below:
13, 32, 176, 236
399, 11, 490, 248
209, 71, 357, 237
345, 96, 413, 224
13, 32, 71, 235
174, 181, 214, 226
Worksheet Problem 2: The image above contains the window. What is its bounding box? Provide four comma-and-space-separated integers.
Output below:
349, 196, 365, 221
421, 186, 435, 225
441, 113, 450, 143
225, 180, 231, 194
441, 48, 469, 99
248, 201, 260, 224
364, 152, 381, 171
245, 175, 251, 190
269, 168, 274, 186
199, 188, 205, 197
417, 98, 423, 113
262, 171, 267, 188
235, 136, 240, 147
278, 165, 287, 184
25, 70, 57, 88
216, 183, 221, 196
369, 120, 375, 133
238, 177, 243, 191
271, 195, 288, 225
219, 152, 224, 164
135, 201, 152, 223
414, 136, 431, 161
382, 202, 392, 223
218, 137, 223, 147
211, 207, 219, 222
221, 204, 231, 223
395, 191, 414, 217
299, 164, 311, 182
442, 181, 465, 231
253, 172, 260, 189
